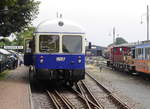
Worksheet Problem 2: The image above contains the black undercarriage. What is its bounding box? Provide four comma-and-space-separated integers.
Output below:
29, 67, 85, 86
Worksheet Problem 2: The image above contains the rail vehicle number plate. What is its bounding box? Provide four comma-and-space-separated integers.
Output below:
56, 57, 66, 61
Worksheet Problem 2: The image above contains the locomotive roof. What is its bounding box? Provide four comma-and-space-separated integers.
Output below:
113, 43, 137, 48
35, 19, 85, 34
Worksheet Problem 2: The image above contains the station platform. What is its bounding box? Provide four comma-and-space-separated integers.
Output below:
0, 66, 31, 109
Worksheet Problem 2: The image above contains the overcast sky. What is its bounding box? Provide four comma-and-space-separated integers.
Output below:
33, 0, 150, 46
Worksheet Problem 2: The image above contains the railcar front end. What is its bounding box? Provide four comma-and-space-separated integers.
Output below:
34, 34, 85, 83
24, 19, 86, 85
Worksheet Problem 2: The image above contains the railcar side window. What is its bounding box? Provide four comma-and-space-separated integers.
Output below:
62, 35, 82, 53
132, 49, 135, 58
145, 48, 150, 60
120, 48, 122, 52
137, 48, 143, 59
25, 39, 32, 53
135, 49, 138, 59
39, 35, 59, 53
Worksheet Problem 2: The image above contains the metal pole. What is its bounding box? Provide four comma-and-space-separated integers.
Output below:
56, 12, 58, 18
113, 27, 115, 44
147, 5, 149, 40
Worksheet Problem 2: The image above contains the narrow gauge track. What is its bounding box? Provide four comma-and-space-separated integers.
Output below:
80, 81, 104, 108
85, 72, 133, 109
31, 70, 133, 109
75, 81, 104, 109
47, 90, 75, 109
31, 83, 101, 109
46, 88, 102, 109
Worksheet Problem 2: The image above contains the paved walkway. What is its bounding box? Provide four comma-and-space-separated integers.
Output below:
0, 66, 31, 109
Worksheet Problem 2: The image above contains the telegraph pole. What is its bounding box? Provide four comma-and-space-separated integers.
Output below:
147, 5, 149, 40
56, 12, 59, 18
113, 27, 116, 44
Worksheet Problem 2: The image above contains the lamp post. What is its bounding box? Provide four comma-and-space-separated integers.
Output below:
109, 27, 120, 45
147, 5, 149, 40
109, 27, 119, 44
141, 5, 149, 40
113, 27, 116, 44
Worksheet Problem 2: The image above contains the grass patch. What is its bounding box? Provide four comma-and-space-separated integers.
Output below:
0, 70, 9, 80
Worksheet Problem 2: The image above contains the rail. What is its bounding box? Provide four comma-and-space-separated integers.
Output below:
47, 90, 75, 109
86, 72, 133, 109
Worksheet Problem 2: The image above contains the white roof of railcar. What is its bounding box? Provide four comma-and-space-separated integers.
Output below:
35, 19, 85, 34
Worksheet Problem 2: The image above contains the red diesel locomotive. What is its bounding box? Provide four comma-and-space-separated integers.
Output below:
107, 43, 135, 73
107, 41, 150, 75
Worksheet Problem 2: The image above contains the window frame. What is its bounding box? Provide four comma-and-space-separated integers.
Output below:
136, 48, 144, 59
39, 35, 60, 53
145, 47, 150, 60
62, 35, 82, 53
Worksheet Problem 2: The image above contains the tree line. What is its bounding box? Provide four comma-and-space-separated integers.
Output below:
0, 0, 40, 46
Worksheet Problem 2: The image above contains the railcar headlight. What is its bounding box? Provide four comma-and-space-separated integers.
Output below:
78, 59, 82, 63
78, 56, 82, 63
40, 56, 44, 64
40, 59, 44, 64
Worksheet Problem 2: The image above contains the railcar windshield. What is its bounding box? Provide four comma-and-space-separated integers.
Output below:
62, 35, 82, 53
39, 35, 59, 53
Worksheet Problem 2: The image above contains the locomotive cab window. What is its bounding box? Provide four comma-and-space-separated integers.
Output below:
62, 35, 82, 53
113, 48, 117, 53
39, 35, 59, 53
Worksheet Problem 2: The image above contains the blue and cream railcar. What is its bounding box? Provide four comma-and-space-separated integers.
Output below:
24, 19, 86, 84
134, 43, 150, 74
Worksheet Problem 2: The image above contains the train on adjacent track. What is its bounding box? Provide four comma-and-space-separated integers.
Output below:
24, 19, 86, 86
107, 41, 150, 75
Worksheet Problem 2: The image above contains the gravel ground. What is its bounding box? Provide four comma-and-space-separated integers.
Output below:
86, 64, 150, 109
0, 66, 31, 109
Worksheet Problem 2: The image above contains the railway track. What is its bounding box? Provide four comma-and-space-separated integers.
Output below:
85, 72, 133, 109
46, 87, 102, 109
47, 90, 75, 109
30, 72, 133, 109
31, 84, 101, 109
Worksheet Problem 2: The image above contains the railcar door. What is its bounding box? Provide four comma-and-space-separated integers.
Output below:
24, 38, 33, 66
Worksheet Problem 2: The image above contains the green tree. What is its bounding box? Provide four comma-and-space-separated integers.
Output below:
108, 37, 128, 47
13, 27, 35, 46
0, 0, 18, 6
115, 37, 128, 45
0, 38, 11, 47
0, 0, 40, 37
